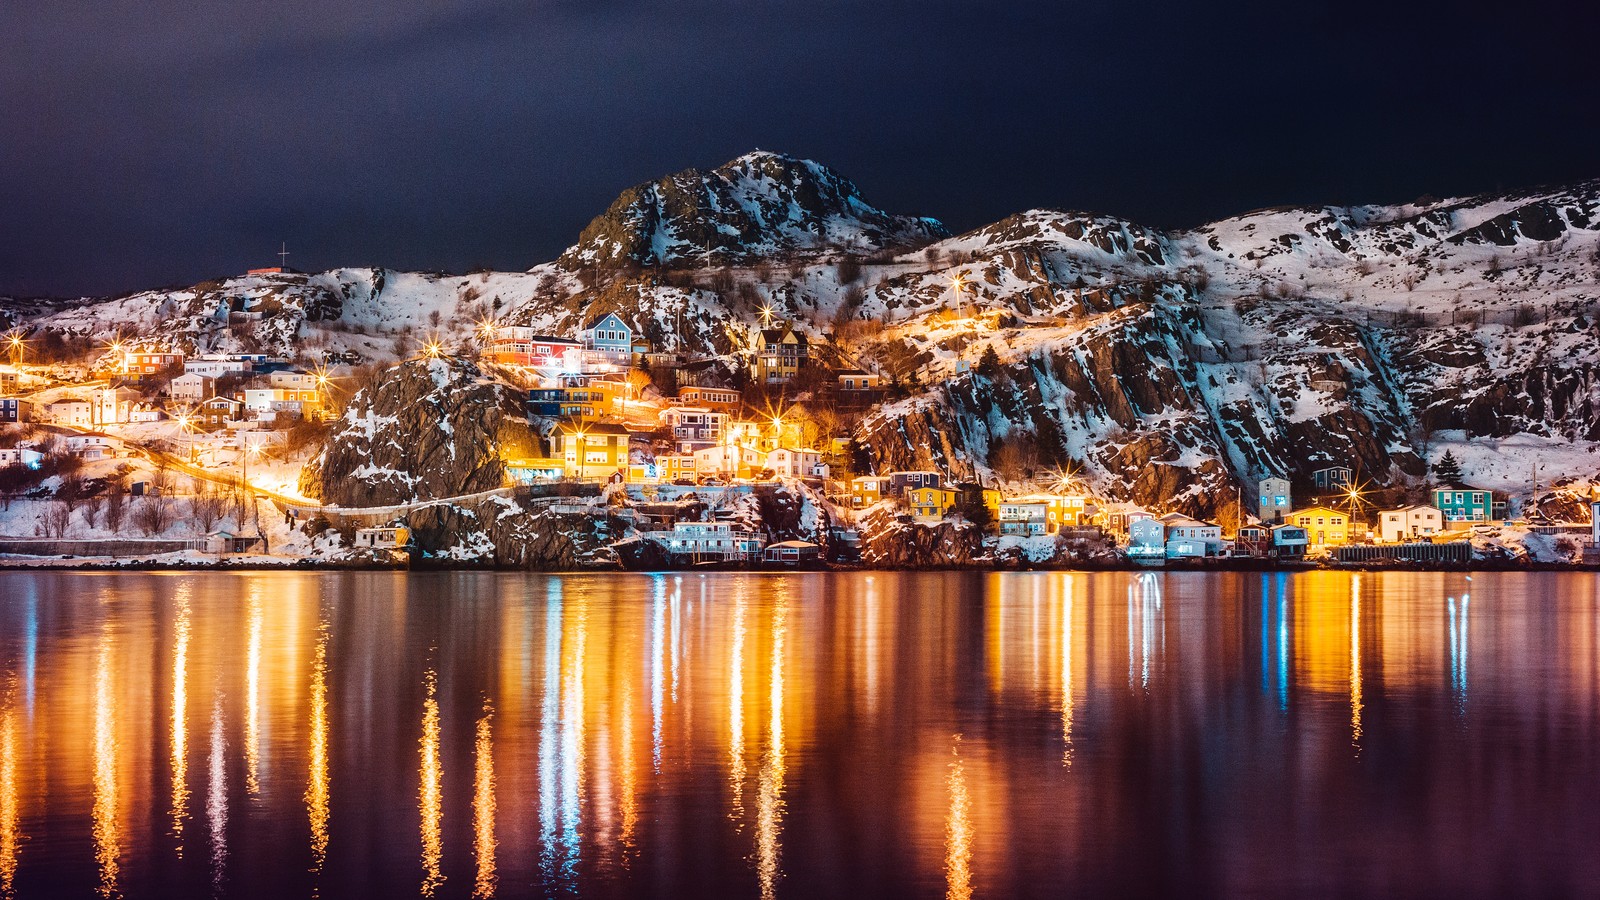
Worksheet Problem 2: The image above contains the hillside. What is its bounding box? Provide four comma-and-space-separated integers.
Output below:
5, 155, 1598, 515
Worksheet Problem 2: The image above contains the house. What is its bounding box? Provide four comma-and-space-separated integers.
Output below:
0, 398, 26, 424
754, 323, 810, 384
1432, 484, 1493, 528
92, 387, 141, 426
204, 531, 262, 554
1257, 476, 1292, 524
1127, 518, 1166, 558
694, 443, 765, 481
887, 471, 943, 496
200, 396, 245, 427
764, 540, 822, 564
999, 494, 1087, 536
908, 486, 959, 520
122, 350, 184, 376
836, 369, 882, 392
1235, 524, 1270, 558
1163, 516, 1225, 557
486, 327, 584, 371
1102, 505, 1156, 537
1270, 524, 1309, 558
46, 398, 92, 427
170, 372, 212, 403
653, 522, 763, 562
653, 454, 697, 483
1377, 505, 1443, 543
354, 526, 410, 549
1288, 505, 1350, 547
1312, 466, 1353, 490
241, 388, 322, 418
504, 458, 565, 484
63, 435, 121, 460
269, 368, 320, 391
184, 355, 254, 378
766, 447, 824, 479
660, 406, 728, 448
1591, 500, 1599, 546
952, 482, 1002, 523
0, 367, 18, 393
582, 313, 635, 366
675, 386, 740, 410
555, 422, 633, 479
0, 447, 43, 469
850, 475, 888, 508
129, 402, 167, 423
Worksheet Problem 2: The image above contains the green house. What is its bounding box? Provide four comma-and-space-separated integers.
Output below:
1432, 484, 1492, 526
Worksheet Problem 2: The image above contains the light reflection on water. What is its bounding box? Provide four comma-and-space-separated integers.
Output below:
0, 571, 1596, 898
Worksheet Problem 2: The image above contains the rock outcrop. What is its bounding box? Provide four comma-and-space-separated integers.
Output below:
307, 357, 538, 507
859, 507, 985, 568
406, 496, 620, 569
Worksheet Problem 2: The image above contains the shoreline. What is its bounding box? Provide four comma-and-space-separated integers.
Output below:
1, 556, 1595, 574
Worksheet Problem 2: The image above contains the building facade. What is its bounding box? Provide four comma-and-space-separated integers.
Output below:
1432, 485, 1492, 526
1289, 505, 1350, 547
1377, 505, 1443, 543
1258, 476, 1292, 524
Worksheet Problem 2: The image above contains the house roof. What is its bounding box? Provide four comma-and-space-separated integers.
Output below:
767, 540, 820, 550
586, 312, 628, 329
1290, 505, 1349, 517
1433, 483, 1485, 493
835, 368, 870, 376
563, 422, 634, 436
1379, 505, 1441, 515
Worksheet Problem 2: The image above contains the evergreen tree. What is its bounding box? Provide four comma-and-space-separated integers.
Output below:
1432, 450, 1464, 485
976, 345, 1003, 379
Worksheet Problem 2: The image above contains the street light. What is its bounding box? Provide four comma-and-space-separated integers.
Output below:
6, 332, 22, 366
423, 341, 443, 359
950, 275, 969, 367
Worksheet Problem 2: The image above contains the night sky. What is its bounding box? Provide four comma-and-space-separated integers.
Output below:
3, 0, 1593, 297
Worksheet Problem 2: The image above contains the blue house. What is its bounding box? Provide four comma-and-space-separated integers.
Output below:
582, 312, 634, 365
1432, 484, 1493, 527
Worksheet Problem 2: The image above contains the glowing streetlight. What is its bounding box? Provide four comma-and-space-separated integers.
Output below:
5, 331, 23, 365
759, 305, 775, 327
423, 341, 443, 359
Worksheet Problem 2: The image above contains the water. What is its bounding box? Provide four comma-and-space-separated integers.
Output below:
1, 570, 1598, 899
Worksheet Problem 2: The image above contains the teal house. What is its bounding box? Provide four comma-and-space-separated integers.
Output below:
1432, 484, 1493, 526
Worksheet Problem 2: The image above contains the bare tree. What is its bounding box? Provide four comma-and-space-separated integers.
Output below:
188, 488, 226, 533
57, 472, 85, 514
42, 501, 72, 538
83, 494, 104, 529
133, 496, 173, 536
104, 484, 128, 534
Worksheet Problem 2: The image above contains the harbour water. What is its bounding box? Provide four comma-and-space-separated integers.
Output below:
1, 570, 1598, 898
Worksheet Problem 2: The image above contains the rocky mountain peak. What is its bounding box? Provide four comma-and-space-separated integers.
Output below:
556, 150, 949, 270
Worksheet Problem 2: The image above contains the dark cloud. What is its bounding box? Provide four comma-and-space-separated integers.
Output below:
2, 0, 1594, 296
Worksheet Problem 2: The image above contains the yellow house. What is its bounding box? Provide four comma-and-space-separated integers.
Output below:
1289, 505, 1350, 547
908, 487, 959, 520
555, 422, 632, 479
850, 476, 888, 508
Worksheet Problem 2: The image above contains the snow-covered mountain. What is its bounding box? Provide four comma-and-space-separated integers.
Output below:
6, 154, 1598, 513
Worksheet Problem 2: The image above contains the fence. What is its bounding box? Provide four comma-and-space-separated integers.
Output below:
1333, 542, 1472, 564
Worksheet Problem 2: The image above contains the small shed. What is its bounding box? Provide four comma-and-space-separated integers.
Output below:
764, 540, 821, 564
206, 531, 261, 554
354, 526, 410, 549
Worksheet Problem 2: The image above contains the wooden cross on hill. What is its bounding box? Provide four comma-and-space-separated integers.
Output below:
278, 242, 290, 268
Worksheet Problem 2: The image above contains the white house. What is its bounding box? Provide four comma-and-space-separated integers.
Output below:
0, 447, 44, 469
170, 372, 212, 403
1589, 500, 1598, 545
92, 387, 141, 426
1128, 518, 1166, 557
1258, 476, 1292, 524
1163, 516, 1225, 557
1377, 505, 1443, 543
63, 434, 121, 460
46, 398, 92, 427
653, 522, 763, 562
354, 526, 410, 549
765, 447, 823, 479
270, 368, 319, 391
694, 443, 764, 480
184, 355, 254, 378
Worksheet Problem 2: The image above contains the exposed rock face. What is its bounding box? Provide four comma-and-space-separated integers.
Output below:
308, 358, 537, 507
859, 507, 984, 567
406, 496, 619, 569
558, 151, 948, 269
